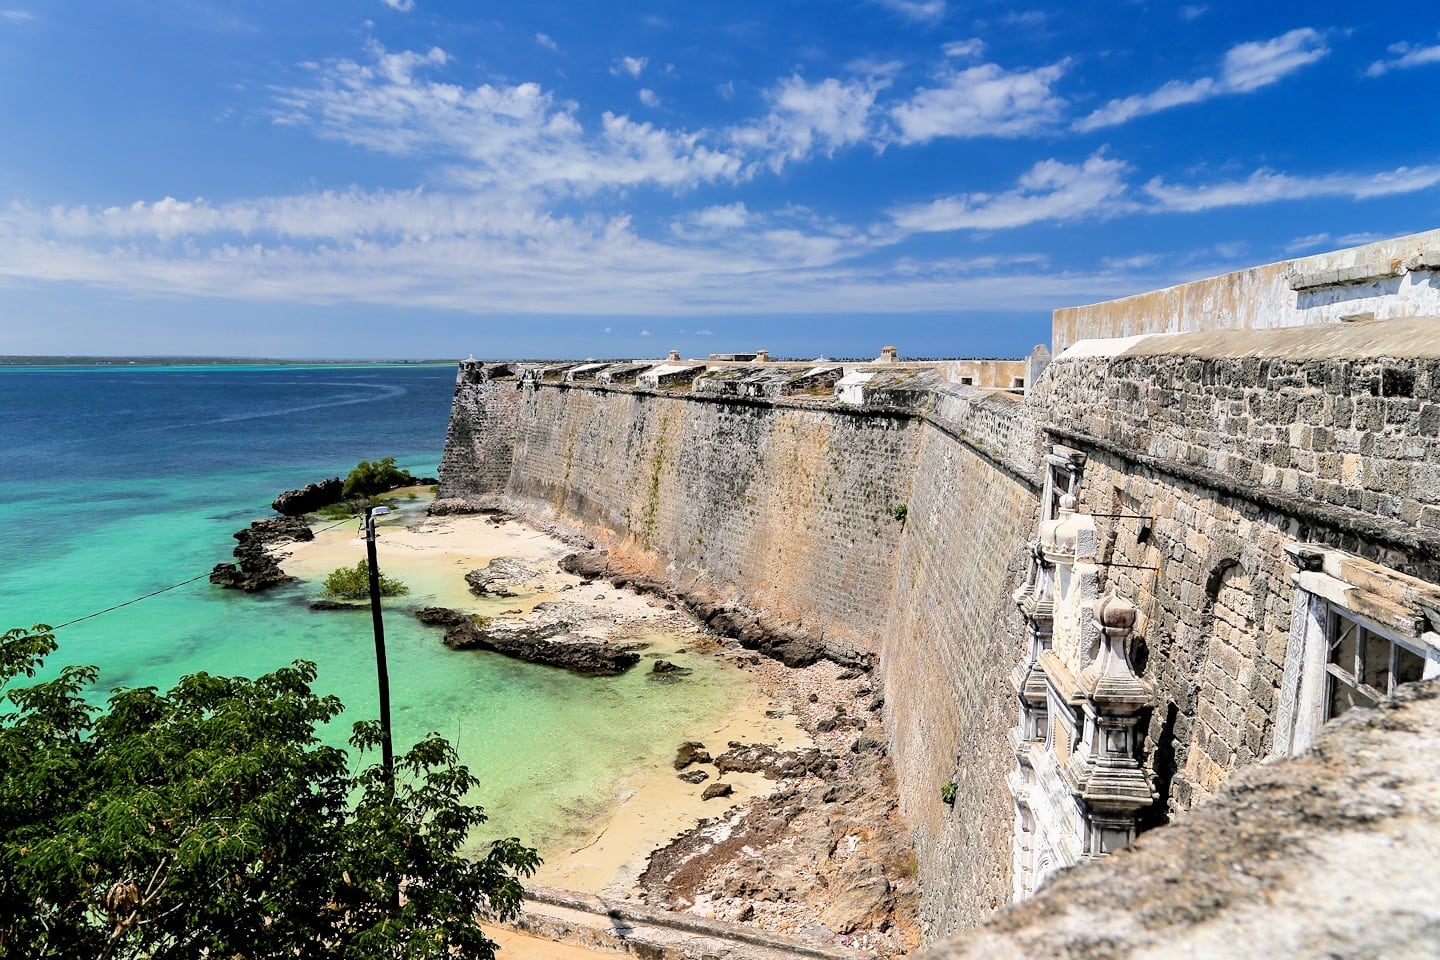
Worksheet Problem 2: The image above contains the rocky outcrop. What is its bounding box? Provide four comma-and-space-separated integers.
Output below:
558, 549, 872, 671
434, 604, 641, 676
714, 742, 840, 780
209, 516, 313, 592
464, 558, 539, 597
271, 477, 343, 516
416, 606, 470, 626
645, 748, 910, 944
674, 742, 713, 770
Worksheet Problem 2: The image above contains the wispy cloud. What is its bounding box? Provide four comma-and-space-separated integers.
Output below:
890, 154, 1440, 233
890, 60, 1068, 143
1144, 163, 1440, 212
270, 43, 742, 196
733, 74, 887, 171
1, 9, 35, 21
872, 0, 946, 24
1365, 37, 1440, 77
638, 88, 660, 108
941, 38, 984, 59
378, 0, 414, 11
1179, 5, 1208, 20
891, 151, 1130, 231
535, 32, 558, 52
1074, 28, 1328, 131
1285, 232, 1332, 254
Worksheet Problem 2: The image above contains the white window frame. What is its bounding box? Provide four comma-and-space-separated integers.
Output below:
1274, 545, 1440, 756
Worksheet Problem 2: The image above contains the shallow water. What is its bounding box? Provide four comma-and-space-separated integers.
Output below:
0, 364, 748, 854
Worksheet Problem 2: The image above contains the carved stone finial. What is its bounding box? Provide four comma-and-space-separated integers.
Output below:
1095, 590, 1138, 633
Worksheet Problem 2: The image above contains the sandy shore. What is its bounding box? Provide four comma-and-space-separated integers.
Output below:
277, 499, 810, 898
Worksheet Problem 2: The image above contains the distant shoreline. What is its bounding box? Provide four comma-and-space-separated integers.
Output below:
0, 356, 460, 367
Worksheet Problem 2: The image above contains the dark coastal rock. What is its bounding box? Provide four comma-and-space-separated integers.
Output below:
209, 515, 314, 592
310, 598, 363, 611
559, 552, 877, 672
715, 742, 839, 780
416, 606, 470, 626
673, 741, 712, 770
558, 549, 610, 581
441, 615, 640, 676
271, 477, 343, 516
678, 769, 710, 784
849, 736, 887, 756
701, 782, 734, 801
464, 557, 538, 597
648, 658, 692, 684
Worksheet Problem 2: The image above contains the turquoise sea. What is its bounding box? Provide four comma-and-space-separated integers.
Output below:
0, 363, 745, 854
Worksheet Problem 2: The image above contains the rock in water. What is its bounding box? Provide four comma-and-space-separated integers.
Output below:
210, 516, 314, 592
271, 477, 343, 516
415, 606, 470, 626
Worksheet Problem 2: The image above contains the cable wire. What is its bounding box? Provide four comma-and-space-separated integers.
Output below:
50, 515, 363, 631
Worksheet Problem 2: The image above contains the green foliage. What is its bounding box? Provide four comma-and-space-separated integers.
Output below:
343, 457, 415, 499
940, 779, 957, 805
892, 503, 908, 524
315, 500, 363, 520
0, 625, 539, 960
323, 561, 410, 601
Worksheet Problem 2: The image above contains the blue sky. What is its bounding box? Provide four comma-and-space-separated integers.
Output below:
1, 1, 1438, 360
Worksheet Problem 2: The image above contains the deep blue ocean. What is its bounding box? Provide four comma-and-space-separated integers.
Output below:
0, 363, 743, 854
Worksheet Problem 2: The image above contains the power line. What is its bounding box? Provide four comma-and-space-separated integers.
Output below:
50, 516, 361, 632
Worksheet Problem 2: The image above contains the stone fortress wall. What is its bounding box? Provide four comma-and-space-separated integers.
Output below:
439, 228, 1440, 951
1052, 226, 1440, 351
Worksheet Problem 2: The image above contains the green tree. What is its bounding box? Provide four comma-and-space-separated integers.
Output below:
0, 625, 538, 960
324, 561, 411, 601
343, 457, 414, 500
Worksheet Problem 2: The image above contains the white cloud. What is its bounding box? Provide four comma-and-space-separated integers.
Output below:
695, 328, 714, 335
535, 33, 558, 52
1222, 28, 1329, 91
1074, 28, 1327, 131
890, 60, 1068, 143
1285, 232, 1331, 253
614, 56, 647, 78
1179, 5, 1208, 20
1, 9, 34, 22
873, 0, 945, 24
717, 81, 735, 100
1144, 163, 1440, 212
603, 326, 613, 333
890, 151, 1130, 232
379, 0, 413, 11
638, 88, 660, 107
691, 203, 750, 230
640, 328, 652, 336
732, 74, 886, 171
1365, 38, 1440, 77
941, 39, 984, 59
271, 44, 742, 196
